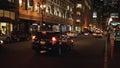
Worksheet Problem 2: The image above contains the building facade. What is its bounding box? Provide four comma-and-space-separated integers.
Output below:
0, 0, 15, 35
92, 0, 120, 30
0, 0, 74, 35
72, 0, 93, 32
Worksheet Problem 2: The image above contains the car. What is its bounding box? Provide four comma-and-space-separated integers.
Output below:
92, 32, 103, 38
83, 32, 90, 36
32, 31, 74, 55
114, 30, 120, 50
0, 33, 11, 43
66, 31, 79, 37
81, 31, 92, 36
11, 31, 31, 42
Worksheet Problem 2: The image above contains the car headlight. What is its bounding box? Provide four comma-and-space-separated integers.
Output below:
0, 40, 3, 44
71, 40, 74, 43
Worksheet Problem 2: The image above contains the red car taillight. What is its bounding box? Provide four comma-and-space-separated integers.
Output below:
52, 37, 57, 45
32, 36, 36, 40
52, 37, 57, 41
32, 36, 37, 42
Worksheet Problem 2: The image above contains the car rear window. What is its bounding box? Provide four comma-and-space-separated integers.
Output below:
36, 32, 60, 39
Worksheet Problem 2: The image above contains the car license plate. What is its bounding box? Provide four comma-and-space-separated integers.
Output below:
40, 41, 46, 45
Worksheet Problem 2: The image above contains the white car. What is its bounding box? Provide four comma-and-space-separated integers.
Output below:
92, 32, 103, 38
67, 31, 79, 37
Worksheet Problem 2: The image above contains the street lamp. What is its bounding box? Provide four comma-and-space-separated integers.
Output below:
40, 3, 46, 31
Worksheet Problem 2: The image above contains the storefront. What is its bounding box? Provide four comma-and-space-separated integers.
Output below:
0, 9, 15, 35
30, 23, 39, 33
17, 19, 35, 33
0, 22, 13, 35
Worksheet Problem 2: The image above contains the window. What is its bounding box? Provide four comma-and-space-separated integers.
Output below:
0, 10, 4, 17
35, 2, 40, 13
4, 10, 9, 18
27, 0, 33, 11
76, 11, 81, 16
19, 0, 22, 6
67, 6, 70, 10
0, 10, 15, 20
29, 0, 33, 6
76, 19, 80, 22
8, 0, 14, 3
76, 4, 82, 8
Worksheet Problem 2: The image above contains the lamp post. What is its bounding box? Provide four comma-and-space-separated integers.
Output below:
40, 2, 46, 31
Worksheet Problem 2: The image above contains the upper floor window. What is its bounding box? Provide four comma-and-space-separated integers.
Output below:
67, 6, 70, 10
8, 0, 15, 3
28, 0, 33, 6
76, 19, 80, 22
27, 0, 34, 11
19, 0, 22, 7
76, 4, 82, 8
76, 11, 81, 16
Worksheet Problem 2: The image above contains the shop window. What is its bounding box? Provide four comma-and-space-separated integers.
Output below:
19, 0, 22, 7
29, 0, 33, 6
0, 23, 6, 35
67, 6, 70, 10
35, 2, 40, 13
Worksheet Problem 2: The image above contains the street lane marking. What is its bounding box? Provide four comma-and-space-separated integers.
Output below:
104, 37, 108, 68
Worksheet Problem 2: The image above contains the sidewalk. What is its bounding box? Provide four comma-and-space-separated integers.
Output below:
107, 38, 120, 68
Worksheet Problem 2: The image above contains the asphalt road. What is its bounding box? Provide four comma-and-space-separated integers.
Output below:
0, 35, 119, 68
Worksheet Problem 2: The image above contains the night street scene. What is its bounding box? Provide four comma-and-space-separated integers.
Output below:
0, 0, 120, 68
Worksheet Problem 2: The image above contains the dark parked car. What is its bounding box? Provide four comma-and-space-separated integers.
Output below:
0, 33, 11, 43
11, 31, 31, 42
32, 31, 74, 55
